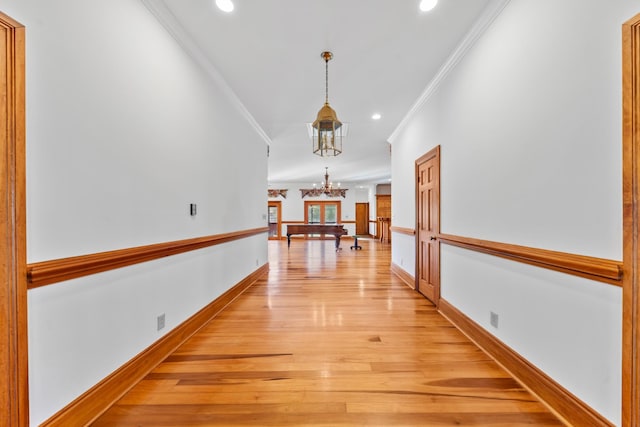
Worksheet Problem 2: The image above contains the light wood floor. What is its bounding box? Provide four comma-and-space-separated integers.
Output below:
92, 238, 564, 426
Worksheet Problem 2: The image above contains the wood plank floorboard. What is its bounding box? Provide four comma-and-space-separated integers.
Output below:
92, 239, 564, 426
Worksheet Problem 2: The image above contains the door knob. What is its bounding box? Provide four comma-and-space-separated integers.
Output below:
430, 236, 436, 241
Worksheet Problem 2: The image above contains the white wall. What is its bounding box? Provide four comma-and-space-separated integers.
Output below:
390, 0, 637, 425
3, 0, 268, 424
391, 233, 415, 282
376, 183, 391, 195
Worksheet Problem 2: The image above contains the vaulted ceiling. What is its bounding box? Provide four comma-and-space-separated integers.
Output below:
145, 0, 492, 185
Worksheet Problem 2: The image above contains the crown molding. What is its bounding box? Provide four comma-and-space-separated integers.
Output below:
140, 0, 272, 147
387, 0, 511, 144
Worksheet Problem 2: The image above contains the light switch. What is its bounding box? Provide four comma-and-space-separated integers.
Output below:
190, 203, 197, 216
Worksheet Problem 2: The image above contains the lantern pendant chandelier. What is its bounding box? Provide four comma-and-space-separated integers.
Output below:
312, 51, 343, 157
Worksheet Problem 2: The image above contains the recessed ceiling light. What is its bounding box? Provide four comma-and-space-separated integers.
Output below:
215, 0, 234, 13
419, 0, 438, 12
372, 113, 382, 120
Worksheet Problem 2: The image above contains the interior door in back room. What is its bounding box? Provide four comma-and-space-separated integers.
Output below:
355, 203, 369, 235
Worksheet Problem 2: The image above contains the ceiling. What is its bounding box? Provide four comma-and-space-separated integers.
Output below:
147, 0, 492, 185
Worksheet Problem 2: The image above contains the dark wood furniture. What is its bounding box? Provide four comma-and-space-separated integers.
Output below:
376, 194, 391, 239
378, 217, 391, 243
286, 224, 348, 250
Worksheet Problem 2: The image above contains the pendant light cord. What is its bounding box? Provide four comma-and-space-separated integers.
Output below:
325, 58, 329, 104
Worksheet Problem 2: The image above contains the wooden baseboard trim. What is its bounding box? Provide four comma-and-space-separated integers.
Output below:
391, 262, 415, 289
41, 263, 269, 427
438, 298, 613, 427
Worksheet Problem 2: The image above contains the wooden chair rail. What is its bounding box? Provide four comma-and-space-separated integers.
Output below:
390, 226, 415, 236
439, 233, 623, 286
27, 227, 269, 289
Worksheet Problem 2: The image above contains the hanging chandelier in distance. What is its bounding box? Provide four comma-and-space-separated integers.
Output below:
299, 167, 347, 198
311, 51, 343, 157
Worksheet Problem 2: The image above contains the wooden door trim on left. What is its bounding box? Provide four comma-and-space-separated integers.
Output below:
0, 12, 28, 427
622, 13, 640, 427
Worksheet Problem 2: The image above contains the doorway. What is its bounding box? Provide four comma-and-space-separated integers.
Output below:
355, 202, 369, 235
415, 146, 440, 306
267, 201, 282, 240
304, 200, 341, 239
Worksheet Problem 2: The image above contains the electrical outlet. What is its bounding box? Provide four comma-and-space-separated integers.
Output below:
256, 258, 259, 266
157, 313, 165, 331
400, 258, 404, 266
490, 311, 499, 329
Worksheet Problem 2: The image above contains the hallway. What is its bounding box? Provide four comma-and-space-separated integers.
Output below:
92, 239, 563, 426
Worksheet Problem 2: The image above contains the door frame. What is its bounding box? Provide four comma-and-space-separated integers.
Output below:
0, 12, 28, 427
304, 200, 342, 225
622, 13, 640, 426
267, 201, 282, 240
415, 146, 440, 306
304, 200, 342, 240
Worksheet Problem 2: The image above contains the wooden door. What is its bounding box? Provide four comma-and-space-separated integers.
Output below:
415, 146, 440, 305
355, 203, 369, 235
267, 201, 281, 240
